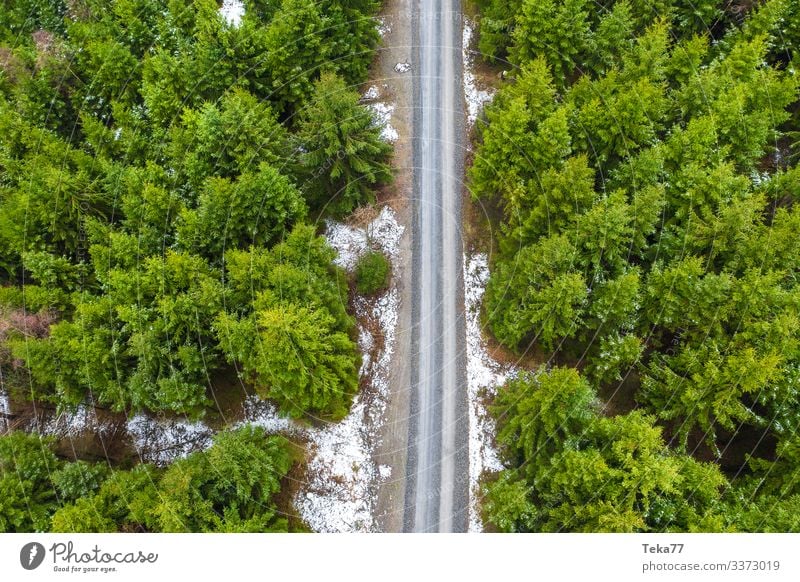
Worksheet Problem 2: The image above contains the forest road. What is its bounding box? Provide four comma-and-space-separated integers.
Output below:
403, 0, 468, 533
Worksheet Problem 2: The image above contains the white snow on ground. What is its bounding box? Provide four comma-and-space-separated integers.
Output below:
296, 206, 403, 532
15, 398, 118, 439
464, 253, 517, 532
325, 205, 404, 271
297, 397, 379, 531
366, 205, 404, 259
0, 388, 9, 432
219, 0, 244, 27
238, 396, 300, 435
377, 17, 392, 38
325, 221, 367, 271
363, 85, 380, 101
371, 102, 399, 143
126, 414, 213, 465
43, 404, 113, 437
363, 85, 399, 143
394, 61, 411, 74
358, 327, 375, 372
462, 18, 495, 126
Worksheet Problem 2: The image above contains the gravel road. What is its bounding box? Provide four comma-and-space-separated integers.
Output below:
403, 0, 468, 533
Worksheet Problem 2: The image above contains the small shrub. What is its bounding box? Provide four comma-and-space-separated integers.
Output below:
355, 251, 391, 295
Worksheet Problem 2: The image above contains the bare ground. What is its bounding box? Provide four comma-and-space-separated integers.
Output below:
371, 0, 415, 533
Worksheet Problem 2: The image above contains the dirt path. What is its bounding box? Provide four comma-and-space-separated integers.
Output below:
371, 0, 415, 533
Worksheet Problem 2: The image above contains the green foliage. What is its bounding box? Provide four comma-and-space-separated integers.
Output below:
475, 0, 800, 532
177, 165, 307, 259
54, 464, 162, 533
153, 427, 292, 532
0, 0, 383, 422
167, 88, 290, 193
470, 58, 560, 207
475, 0, 523, 61
47, 425, 296, 533
485, 234, 586, 348
298, 72, 393, 215
0, 433, 59, 532
486, 368, 727, 532
355, 251, 391, 295
0, 0, 67, 43
51, 461, 110, 501
511, 0, 592, 85
261, 0, 329, 114
492, 368, 597, 475
216, 300, 358, 420
482, 472, 536, 532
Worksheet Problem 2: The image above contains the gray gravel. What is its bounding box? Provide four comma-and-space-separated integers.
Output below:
403, 0, 469, 533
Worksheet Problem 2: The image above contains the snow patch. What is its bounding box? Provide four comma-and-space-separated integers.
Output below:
42, 404, 112, 438
362, 85, 380, 101
297, 397, 377, 532
17, 399, 119, 439
368, 101, 399, 143
362, 83, 398, 144
325, 205, 403, 271
374, 107, 398, 143
464, 253, 517, 532
219, 0, 244, 27
0, 388, 9, 432
295, 207, 404, 531
358, 327, 375, 373
367, 205, 404, 260
325, 222, 367, 271
126, 414, 213, 465
377, 17, 391, 38
462, 19, 495, 126
238, 396, 299, 435
394, 61, 411, 74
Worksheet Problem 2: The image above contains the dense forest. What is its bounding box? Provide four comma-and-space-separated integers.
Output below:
473, 0, 800, 531
0, 0, 388, 531
2, 426, 297, 532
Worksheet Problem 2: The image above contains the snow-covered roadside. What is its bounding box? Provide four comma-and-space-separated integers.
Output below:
363, 85, 400, 143
6, 207, 402, 531
326, 206, 403, 271
297, 206, 403, 532
464, 253, 517, 532
462, 18, 495, 126
122, 208, 404, 531
376, 16, 392, 39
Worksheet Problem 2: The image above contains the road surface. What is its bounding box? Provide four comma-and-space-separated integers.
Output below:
403, 0, 468, 533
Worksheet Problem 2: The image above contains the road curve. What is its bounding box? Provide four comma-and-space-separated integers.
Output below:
403, 0, 468, 533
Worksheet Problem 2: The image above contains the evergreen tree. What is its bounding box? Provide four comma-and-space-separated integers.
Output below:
297, 72, 393, 215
